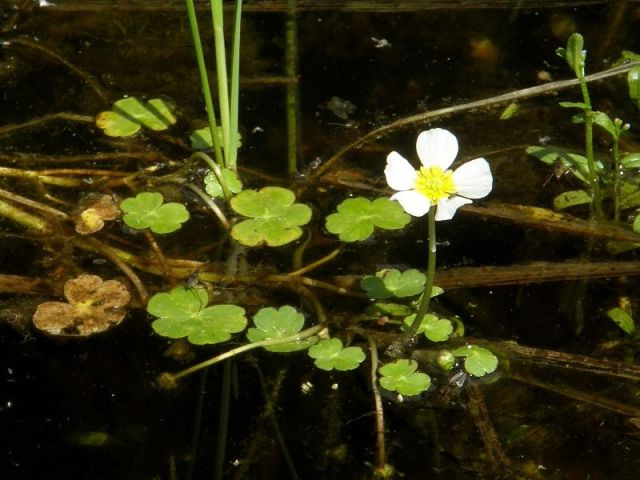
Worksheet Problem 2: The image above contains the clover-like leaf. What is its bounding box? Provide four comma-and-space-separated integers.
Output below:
307, 338, 365, 371
75, 194, 121, 235
325, 197, 410, 242
607, 307, 635, 336
365, 302, 413, 317
204, 168, 243, 199
246, 306, 316, 352
378, 359, 431, 396
120, 192, 189, 234
96, 97, 176, 137
147, 286, 246, 345
451, 345, 498, 377
230, 187, 312, 247
32, 275, 130, 336
360, 268, 426, 299
190, 126, 242, 150
403, 313, 453, 342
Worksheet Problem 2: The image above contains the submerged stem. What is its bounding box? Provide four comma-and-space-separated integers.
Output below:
407, 207, 437, 338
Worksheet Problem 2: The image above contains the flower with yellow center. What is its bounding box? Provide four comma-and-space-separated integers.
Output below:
384, 128, 492, 220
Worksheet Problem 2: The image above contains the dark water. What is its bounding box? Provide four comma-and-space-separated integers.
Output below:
2, 1, 640, 479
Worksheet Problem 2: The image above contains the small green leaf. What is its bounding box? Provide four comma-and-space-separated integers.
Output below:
564, 33, 585, 77
246, 306, 316, 352
572, 111, 616, 138
325, 197, 411, 242
365, 302, 413, 317
190, 126, 243, 150
499, 102, 519, 120
607, 307, 635, 335
633, 216, 640, 233
120, 192, 189, 234
204, 168, 243, 198
230, 187, 312, 247
307, 338, 366, 371
147, 287, 247, 345
96, 97, 176, 137
559, 101, 588, 109
526, 146, 603, 185
619, 181, 640, 210
403, 314, 453, 342
628, 65, 640, 100
378, 359, 431, 396
360, 268, 426, 299
451, 345, 498, 377
621, 153, 640, 169
553, 189, 592, 210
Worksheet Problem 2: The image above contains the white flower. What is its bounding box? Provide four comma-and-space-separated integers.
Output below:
384, 128, 492, 221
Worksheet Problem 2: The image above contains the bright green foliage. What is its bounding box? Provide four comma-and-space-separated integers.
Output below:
378, 359, 431, 396
618, 182, 640, 210
556, 33, 585, 77
190, 126, 242, 150
120, 192, 189, 234
403, 313, 453, 342
607, 307, 635, 335
325, 197, 410, 242
230, 187, 312, 247
246, 306, 316, 352
204, 168, 243, 198
451, 345, 498, 377
360, 268, 426, 299
365, 302, 413, 317
307, 338, 365, 371
96, 97, 176, 137
147, 286, 247, 345
553, 189, 591, 210
621, 153, 640, 169
499, 102, 519, 120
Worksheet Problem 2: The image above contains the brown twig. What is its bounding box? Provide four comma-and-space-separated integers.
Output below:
0, 112, 94, 138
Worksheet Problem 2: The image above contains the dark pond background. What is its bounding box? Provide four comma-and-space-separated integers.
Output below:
2, 1, 640, 479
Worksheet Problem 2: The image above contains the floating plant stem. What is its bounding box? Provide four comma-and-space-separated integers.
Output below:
407, 207, 437, 339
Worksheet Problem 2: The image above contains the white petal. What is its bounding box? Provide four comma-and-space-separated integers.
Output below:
391, 190, 431, 217
416, 128, 458, 170
435, 196, 472, 221
385, 151, 417, 191
452, 158, 493, 199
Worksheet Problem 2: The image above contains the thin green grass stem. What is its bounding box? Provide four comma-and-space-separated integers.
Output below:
228, 0, 243, 169
190, 152, 231, 200
184, 0, 224, 169
407, 207, 437, 338
613, 135, 621, 221
285, 0, 299, 175
211, 0, 231, 160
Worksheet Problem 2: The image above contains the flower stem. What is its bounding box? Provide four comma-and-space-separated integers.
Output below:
407, 207, 437, 338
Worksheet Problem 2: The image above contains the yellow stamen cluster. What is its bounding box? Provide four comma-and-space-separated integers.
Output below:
414, 166, 456, 205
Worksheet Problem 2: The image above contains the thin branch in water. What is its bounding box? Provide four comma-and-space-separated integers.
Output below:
287, 247, 341, 276
143, 230, 174, 285
0, 112, 94, 138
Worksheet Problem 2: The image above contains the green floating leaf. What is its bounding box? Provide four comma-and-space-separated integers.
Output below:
230, 187, 312, 247
621, 153, 640, 169
96, 97, 176, 137
190, 126, 243, 150
147, 287, 247, 345
246, 306, 316, 352
499, 102, 519, 120
365, 302, 413, 317
307, 338, 365, 371
379, 359, 431, 396
204, 168, 243, 199
552, 189, 591, 210
607, 307, 635, 336
360, 268, 426, 299
451, 345, 498, 377
325, 197, 410, 242
121, 192, 189, 234
402, 314, 453, 342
